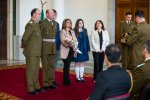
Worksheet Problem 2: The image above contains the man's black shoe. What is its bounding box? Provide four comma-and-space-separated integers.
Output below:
28, 91, 37, 95
36, 88, 45, 93
53, 81, 58, 86
42, 86, 51, 90
49, 84, 57, 89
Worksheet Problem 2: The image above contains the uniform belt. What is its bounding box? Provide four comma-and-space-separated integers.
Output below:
43, 39, 55, 42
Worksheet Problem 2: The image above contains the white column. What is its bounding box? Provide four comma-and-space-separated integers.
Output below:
7, 0, 13, 60
107, 0, 115, 43
14, 0, 40, 60
52, 0, 64, 27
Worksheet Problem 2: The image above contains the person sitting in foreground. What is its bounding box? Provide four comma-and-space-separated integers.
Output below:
88, 43, 131, 100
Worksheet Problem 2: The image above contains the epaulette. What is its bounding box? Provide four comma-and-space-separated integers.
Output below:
137, 63, 145, 68
29, 21, 33, 24
120, 21, 124, 22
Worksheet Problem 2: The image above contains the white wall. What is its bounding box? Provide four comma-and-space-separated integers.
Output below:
13, 0, 115, 60
16, 0, 41, 36
63, 0, 108, 36
15, 0, 41, 60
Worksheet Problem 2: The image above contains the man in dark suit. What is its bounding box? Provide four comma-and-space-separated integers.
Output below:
120, 12, 135, 70
88, 44, 131, 100
40, 9, 59, 90
126, 10, 150, 70
131, 40, 150, 100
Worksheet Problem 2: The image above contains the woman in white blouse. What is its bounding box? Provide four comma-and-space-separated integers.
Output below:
91, 20, 109, 81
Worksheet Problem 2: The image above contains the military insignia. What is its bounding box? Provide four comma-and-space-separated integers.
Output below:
137, 63, 145, 68
29, 21, 33, 24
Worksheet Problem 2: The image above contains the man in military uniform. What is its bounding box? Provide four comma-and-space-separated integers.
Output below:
130, 40, 150, 100
126, 10, 150, 70
21, 8, 43, 95
120, 12, 135, 70
40, 9, 59, 90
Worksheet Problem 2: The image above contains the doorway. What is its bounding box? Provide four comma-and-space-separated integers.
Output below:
0, 0, 7, 60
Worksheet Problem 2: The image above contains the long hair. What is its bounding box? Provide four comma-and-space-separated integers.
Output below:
62, 18, 72, 30
74, 19, 85, 37
94, 20, 105, 30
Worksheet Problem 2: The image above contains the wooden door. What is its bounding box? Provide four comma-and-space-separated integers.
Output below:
0, 0, 7, 60
115, 0, 149, 44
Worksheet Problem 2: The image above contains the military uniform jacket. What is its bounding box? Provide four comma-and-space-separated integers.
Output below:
40, 18, 57, 54
120, 20, 135, 38
126, 21, 150, 66
131, 59, 150, 96
21, 19, 42, 56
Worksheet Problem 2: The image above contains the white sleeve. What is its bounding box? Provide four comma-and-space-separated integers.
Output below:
102, 30, 109, 51
91, 31, 99, 52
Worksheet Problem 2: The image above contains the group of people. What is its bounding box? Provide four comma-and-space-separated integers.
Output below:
88, 10, 150, 100
21, 7, 150, 100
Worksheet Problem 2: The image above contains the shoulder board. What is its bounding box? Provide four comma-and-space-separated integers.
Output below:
29, 21, 33, 24
137, 63, 145, 68
120, 21, 124, 22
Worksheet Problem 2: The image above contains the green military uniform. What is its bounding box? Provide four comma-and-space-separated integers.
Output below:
21, 19, 42, 92
126, 21, 150, 68
120, 20, 135, 70
40, 18, 57, 87
130, 58, 150, 100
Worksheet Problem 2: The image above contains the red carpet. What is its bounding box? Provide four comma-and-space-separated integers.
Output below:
0, 66, 94, 100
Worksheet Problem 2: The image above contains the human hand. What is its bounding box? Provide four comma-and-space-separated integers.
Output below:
74, 52, 77, 57
99, 49, 103, 53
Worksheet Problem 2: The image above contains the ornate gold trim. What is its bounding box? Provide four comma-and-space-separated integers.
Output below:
0, 91, 22, 100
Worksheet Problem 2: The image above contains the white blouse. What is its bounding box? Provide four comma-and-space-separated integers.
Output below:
90, 30, 109, 52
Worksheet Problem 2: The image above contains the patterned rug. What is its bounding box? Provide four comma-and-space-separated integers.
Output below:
0, 65, 94, 100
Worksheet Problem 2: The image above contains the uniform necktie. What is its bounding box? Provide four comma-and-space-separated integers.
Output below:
98, 31, 103, 49
50, 20, 53, 26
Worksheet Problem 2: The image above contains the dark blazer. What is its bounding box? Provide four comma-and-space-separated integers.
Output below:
55, 22, 60, 51
89, 65, 131, 100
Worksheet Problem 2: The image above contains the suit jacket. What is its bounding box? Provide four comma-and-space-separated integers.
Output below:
22, 19, 42, 56
91, 30, 109, 52
131, 59, 150, 98
60, 29, 77, 59
120, 20, 135, 38
89, 65, 131, 100
126, 21, 150, 66
55, 22, 60, 51
40, 18, 59, 54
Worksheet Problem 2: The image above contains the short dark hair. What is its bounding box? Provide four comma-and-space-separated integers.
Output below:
144, 40, 150, 54
135, 10, 144, 18
31, 8, 38, 17
46, 9, 49, 14
126, 12, 132, 16
52, 9, 57, 14
105, 44, 121, 63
